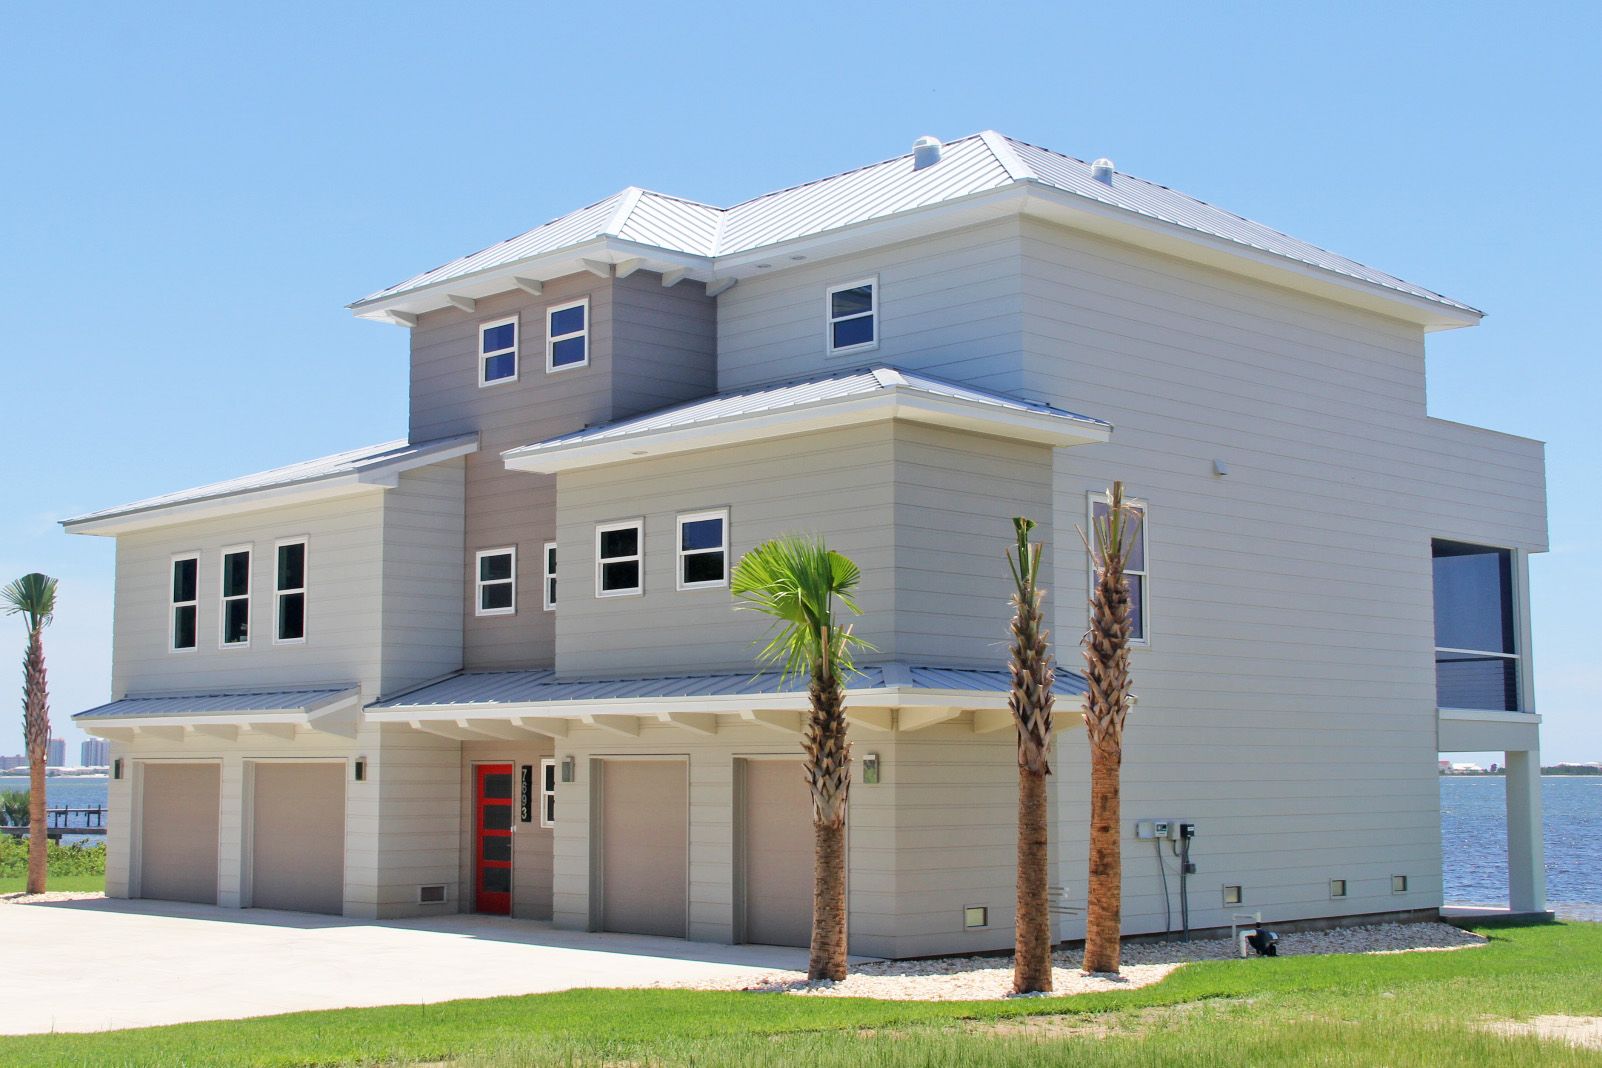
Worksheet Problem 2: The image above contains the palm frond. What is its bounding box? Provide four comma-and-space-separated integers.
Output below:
731, 535, 871, 681
2, 573, 57, 631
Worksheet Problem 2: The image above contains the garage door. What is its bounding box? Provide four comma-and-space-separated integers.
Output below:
741, 759, 813, 947
251, 762, 345, 914
139, 763, 220, 904
600, 759, 687, 938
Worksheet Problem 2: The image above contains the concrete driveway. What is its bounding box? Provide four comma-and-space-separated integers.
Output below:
1, 898, 818, 1034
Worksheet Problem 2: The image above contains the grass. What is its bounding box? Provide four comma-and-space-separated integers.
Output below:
8, 920, 1602, 1067
0, 872, 105, 894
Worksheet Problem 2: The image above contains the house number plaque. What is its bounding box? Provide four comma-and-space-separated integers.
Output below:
519, 764, 534, 823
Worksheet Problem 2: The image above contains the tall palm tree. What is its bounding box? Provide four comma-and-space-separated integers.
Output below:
4, 573, 58, 895
732, 535, 868, 981
1082, 484, 1139, 974
1006, 516, 1055, 993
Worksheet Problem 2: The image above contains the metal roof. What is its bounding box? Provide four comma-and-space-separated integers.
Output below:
372, 663, 1089, 712
356, 131, 1474, 316
75, 687, 357, 721
62, 433, 478, 530
504, 366, 1108, 460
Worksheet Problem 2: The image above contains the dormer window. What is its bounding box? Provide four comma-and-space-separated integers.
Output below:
826, 277, 878, 355
547, 299, 589, 371
479, 317, 518, 386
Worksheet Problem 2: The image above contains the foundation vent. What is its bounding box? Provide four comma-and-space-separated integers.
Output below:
418, 884, 448, 904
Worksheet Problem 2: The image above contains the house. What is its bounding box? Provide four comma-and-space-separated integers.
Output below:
64, 132, 1549, 956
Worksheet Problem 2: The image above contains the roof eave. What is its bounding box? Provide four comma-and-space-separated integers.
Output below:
501, 390, 1111, 475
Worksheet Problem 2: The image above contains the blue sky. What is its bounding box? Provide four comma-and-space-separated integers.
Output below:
1, 3, 1596, 762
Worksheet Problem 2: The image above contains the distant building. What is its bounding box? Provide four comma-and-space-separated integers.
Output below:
47, 738, 65, 767
81, 738, 109, 767
0, 753, 24, 772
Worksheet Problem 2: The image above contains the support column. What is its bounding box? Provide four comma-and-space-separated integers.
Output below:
1504, 748, 1546, 914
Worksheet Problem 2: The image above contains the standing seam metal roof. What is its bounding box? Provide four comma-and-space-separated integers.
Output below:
503, 365, 1107, 458
74, 687, 357, 720
356, 131, 1474, 314
371, 663, 1089, 710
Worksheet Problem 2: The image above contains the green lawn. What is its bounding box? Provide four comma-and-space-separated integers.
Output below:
0, 872, 105, 894
9, 920, 1602, 1067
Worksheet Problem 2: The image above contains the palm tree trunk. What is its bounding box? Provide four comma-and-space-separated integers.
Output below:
22, 625, 49, 894
1083, 740, 1122, 973
1014, 766, 1053, 991
805, 655, 850, 981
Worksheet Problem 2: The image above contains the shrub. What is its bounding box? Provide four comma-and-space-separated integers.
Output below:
0, 835, 107, 878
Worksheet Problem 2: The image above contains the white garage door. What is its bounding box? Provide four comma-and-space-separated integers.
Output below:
741, 759, 813, 948
139, 763, 220, 904
251, 762, 345, 915
600, 759, 687, 938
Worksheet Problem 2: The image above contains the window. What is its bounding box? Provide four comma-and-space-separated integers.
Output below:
170, 555, 198, 651
826, 277, 877, 355
220, 546, 251, 647
546, 298, 588, 371
1089, 494, 1148, 643
274, 539, 307, 643
596, 519, 643, 596
539, 757, 556, 828
479, 316, 518, 385
1432, 540, 1518, 711
476, 548, 516, 616
542, 541, 557, 611
676, 510, 728, 590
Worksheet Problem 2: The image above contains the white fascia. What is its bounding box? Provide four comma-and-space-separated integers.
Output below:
503, 389, 1111, 475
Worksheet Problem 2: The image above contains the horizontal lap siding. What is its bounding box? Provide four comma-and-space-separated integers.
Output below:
554, 424, 899, 675
611, 272, 718, 418
1017, 216, 1542, 936
380, 464, 466, 694
716, 219, 1027, 393
111, 494, 387, 699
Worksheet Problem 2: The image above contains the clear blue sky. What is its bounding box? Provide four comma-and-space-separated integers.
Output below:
2, 3, 1596, 762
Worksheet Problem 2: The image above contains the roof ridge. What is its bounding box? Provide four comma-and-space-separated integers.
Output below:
978, 130, 1034, 183
721, 132, 990, 213
602, 186, 647, 236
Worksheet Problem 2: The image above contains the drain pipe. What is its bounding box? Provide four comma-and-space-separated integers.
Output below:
1178, 823, 1197, 941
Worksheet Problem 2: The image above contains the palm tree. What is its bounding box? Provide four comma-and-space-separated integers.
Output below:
1082, 484, 1139, 974
4, 573, 58, 895
1006, 516, 1055, 993
732, 535, 869, 981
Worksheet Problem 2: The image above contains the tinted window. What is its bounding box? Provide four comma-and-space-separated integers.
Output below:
277, 592, 305, 641
173, 605, 197, 649
832, 316, 874, 350
222, 551, 250, 598
480, 553, 513, 582
483, 352, 516, 381
480, 583, 513, 611
172, 558, 197, 603
831, 285, 873, 318
482, 322, 515, 352
602, 560, 640, 591
600, 527, 638, 559
549, 304, 585, 337
277, 543, 305, 591
1432, 542, 1514, 653
681, 517, 723, 551
683, 552, 725, 585
550, 336, 586, 367
223, 598, 249, 644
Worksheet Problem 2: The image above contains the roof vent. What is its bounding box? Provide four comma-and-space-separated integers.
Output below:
912, 136, 942, 170
1090, 158, 1116, 184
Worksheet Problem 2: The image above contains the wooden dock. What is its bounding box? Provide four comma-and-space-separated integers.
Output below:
0, 805, 108, 839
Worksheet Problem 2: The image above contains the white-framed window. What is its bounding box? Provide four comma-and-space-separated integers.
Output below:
219, 545, 251, 647
676, 510, 729, 590
546, 298, 589, 372
274, 538, 307, 644
826, 276, 878, 355
539, 757, 556, 828
1432, 540, 1520, 712
170, 553, 199, 652
595, 519, 643, 597
1088, 493, 1148, 644
475, 547, 517, 616
542, 541, 558, 611
479, 316, 519, 386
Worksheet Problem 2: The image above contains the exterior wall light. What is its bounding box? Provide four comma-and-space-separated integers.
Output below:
862, 753, 880, 784
561, 756, 576, 783
963, 906, 988, 928
1392, 875, 1408, 893
1223, 884, 1243, 906
353, 757, 367, 782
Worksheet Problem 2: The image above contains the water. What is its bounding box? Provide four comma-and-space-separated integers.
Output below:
0, 774, 109, 844
1441, 775, 1602, 921
5, 774, 1598, 917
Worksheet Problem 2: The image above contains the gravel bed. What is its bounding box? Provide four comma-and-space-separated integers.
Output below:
0, 890, 106, 904
678, 921, 1485, 1001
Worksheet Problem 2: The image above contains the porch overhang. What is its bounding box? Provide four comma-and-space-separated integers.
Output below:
73, 686, 362, 741
367, 664, 1093, 740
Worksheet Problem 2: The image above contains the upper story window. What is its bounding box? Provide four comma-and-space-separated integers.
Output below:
543, 541, 557, 611
547, 299, 589, 371
220, 546, 251, 647
677, 510, 729, 590
1089, 495, 1148, 644
539, 757, 556, 828
1432, 540, 1519, 711
476, 547, 516, 616
170, 555, 198, 651
479, 316, 518, 386
826, 277, 878, 355
274, 539, 307, 644
596, 519, 643, 597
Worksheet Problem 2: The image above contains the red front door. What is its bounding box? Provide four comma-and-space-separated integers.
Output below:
474, 763, 514, 914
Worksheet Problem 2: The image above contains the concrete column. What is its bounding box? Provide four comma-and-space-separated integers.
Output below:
1504, 748, 1546, 914
217, 754, 245, 909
